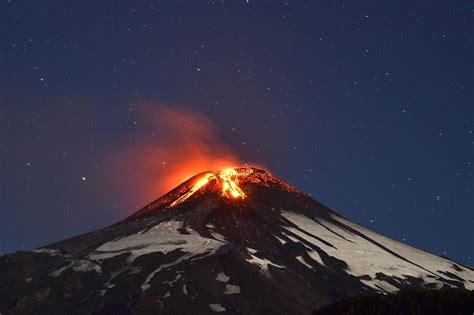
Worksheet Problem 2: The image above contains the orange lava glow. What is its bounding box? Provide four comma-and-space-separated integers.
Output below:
219, 168, 246, 199
153, 108, 241, 194
170, 168, 247, 207
107, 105, 245, 209
170, 172, 214, 207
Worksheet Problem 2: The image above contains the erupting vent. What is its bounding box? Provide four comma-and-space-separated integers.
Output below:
170, 168, 249, 207
134, 166, 304, 217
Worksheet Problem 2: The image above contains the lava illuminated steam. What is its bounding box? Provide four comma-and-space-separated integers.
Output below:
107, 106, 248, 210
170, 168, 247, 207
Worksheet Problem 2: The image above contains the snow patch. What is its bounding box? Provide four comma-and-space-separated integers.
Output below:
216, 272, 230, 283
223, 284, 241, 294
306, 250, 325, 267
50, 259, 101, 277
138, 223, 227, 291
248, 247, 257, 254
32, 248, 62, 256
90, 220, 227, 263
274, 235, 287, 245
209, 303, 226, 312
163, 273, 182, 286
210, 231, 227, 242
72, 259, 102, 273
246, 247, 284, 273
296, 255, 313, 269
281, 231, 325, 267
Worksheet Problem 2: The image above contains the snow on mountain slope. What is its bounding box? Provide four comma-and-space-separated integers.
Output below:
279, 210, 474, 292
89, 220, 227, 262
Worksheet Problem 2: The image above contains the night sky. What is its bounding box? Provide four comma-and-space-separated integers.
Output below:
1, 1, 472, 264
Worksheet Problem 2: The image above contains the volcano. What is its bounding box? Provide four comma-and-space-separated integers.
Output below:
1, 167, 473, 314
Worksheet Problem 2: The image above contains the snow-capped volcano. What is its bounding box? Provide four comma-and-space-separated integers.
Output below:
1, 167, 472, 314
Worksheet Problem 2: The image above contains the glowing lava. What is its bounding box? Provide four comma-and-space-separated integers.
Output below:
170, 168, 247, 207
170, 173, 214, 207
219, 168, 246, 199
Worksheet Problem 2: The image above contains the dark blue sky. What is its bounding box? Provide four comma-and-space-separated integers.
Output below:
1, 1, 472, 264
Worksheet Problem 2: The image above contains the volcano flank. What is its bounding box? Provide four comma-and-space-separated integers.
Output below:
1, 167, 473, 314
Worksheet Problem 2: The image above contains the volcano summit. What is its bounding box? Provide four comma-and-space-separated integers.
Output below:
1, 167, 473, 314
